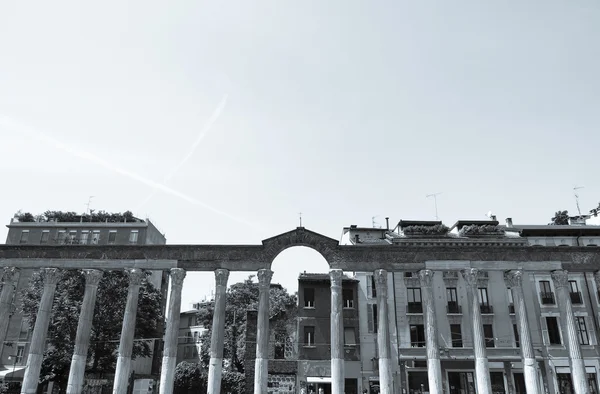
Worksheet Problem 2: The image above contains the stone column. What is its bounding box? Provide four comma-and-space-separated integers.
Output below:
505, 270, 541, 394
254, 269, 274, 394
461, 268, 492, 394
0, 267, 19, 361
66, 270, 104, 394
552, 270, 587, 394
419, 270, 443, 394
207, 269, 229, 394
113, 269, 145, 394
21, 268, 61, 394
330, 269, 344, 394
374, 269, 393, 394
159, 268, 186, 394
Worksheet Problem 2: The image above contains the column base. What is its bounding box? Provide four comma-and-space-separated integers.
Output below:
207, 357, 223, 394
254, 357, 268, 393
427, 358, 443, 394
21, 353, 44, 394
378, 357, 393, 394
112, 356, 132, 394
475, 357, 492, 394
523, 358, 541, 394
159, 356, 177, 394
66, 354, 87, 394
331, 357, 344, 394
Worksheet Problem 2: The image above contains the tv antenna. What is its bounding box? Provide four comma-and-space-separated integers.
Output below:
573, 186, 584, 216
426, 192, 442, 220
85, 196, 95, 215
298, 212, 303, 227
372, 216, 380, 228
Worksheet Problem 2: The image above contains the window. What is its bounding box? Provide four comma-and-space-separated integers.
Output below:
343, 288, 354, 308
410, 325, 425, 347
483, 324, 495, 347
450, 324, 462, 347
16, 345, 25, 364
367, 304, 378, 333
507, 289, 515, 314
367, 275, 377, 298
188, 316, 194, 326
513, 324, 520, 347
407, 288, 422, 313
129, 230, 139, 244
304, 326, 315, 346
540, 281, 555, 305
108, 230, 117, 244
68, 230, 77, 244
344, 327, 356, 345
274, 331, 286, 359
479, 288, 493, 313
79, 231, 89, 245
19, 230, 29, 244
91, 230, 100, 244
186, 332, 192, 343
193, 331, 198, 343
304, 288, 315, 308
576, 316, 589, 345
447, 288, 460, 313
546, 317, 561, 345
569, 280, 583, 304
57, 230, 67, 244
40, 230, 50, 244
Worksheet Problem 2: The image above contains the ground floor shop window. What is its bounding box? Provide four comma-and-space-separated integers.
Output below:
557, 372, 599, 394
344, 379, 357, 394
448, 372, 476, 394
408, 371, 428, 393
368, 380, 380, 394
513, 373, 526, 394
490, 372, 505, 394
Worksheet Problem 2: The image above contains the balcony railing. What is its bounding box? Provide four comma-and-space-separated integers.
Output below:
508, 304, 515, 314
447, 303, 462, 314
407, 303, 423, 313
480, 304, 494, 314
540, 292, 556, 305
570, 292, 583, 305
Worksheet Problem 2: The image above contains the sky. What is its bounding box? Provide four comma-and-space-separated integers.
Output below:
1, 1, 599, 310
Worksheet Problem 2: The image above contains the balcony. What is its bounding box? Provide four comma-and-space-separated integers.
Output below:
508, 304, 515, 314
480, 304, 494, 314
447, 302, 462, 314
407, 303, 423, 313
540, 292, 556, 305
570, 292, 583, 305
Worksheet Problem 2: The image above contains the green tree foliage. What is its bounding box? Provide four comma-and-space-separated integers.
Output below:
172, 362, 243, 394
15, 210, 140, 223
551, 210, 570, 225
590, 202, 600, 217
20, 270, 162, 391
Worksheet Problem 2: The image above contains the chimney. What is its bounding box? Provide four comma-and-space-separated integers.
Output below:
385, 217, 389, 230
490, 215, 497, 221
505, 218, 513, 228
354, 234, 360, 244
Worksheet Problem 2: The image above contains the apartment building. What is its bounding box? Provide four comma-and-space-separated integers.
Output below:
176, 308, 205, 365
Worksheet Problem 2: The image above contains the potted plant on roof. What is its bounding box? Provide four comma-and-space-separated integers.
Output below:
458, 224, 505, 238
403, 224, 449, 238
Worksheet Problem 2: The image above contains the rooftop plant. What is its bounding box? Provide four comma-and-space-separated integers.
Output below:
403, 224, 449, 235
15, 210, 141, 223
459, 224, 503, 236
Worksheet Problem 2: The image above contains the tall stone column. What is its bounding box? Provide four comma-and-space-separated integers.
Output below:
113, 269, 145, 394
207, 269, 229, 394
552, 270, 587, 394
461, 268, 492, 394
66, 270, 104, 394
159, 268, 186, 394
0, 267, 19, 361
254, 269, 274, 394
330, 269, 344, 394
419, 270, 443, 394
21, 268, 61, 394
505, 270, 541, 394
374, 269, 393, 394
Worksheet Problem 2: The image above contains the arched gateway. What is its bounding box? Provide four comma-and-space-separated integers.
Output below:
0, 227, 598, 394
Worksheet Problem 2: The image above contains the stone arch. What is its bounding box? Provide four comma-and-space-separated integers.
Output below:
261, 227, 340, 267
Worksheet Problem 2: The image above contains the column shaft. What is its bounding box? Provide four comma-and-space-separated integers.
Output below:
0, 268, 19, 361
419, 270, 443, 394
207, 269, 229, 394
330, 269, 344, 394
21, 268, 61, 394
505, 271, 541, 394
113, 269, 145, 394
254, 269, 274, 394
66, 270, 104, 394
375, 270, 393, 394
461, 268, 492, 394
159, 269, 186, 394
552, 270, 587, 394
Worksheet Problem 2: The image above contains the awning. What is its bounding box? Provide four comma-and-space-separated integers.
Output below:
307, 377, 332, 383
0, 366, 27, 381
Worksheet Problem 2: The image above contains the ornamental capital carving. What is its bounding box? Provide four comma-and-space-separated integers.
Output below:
83, 269, 104, 286
551, 270, 569, 289
461, 268, 480, 287
214, 269, 229, 287
40, 268, 61, 285
125, 268, 144, 286
374, 269, 388, 286
595, 271, 600, 289
418, 270, 434, 288
169, 268, 186, 286
330, 269, 343, 287
504, 270, 523, 288
257, 269, 273, 288
1, 267, 19, 284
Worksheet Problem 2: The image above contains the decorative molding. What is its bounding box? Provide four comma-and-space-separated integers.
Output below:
551, 270, 569, 289
169, 268, 186, 286
330, 269, 343, 287
504, 270, 523, 288
257, 269, 273, 288
40, 267, 61, 285
214, 269, 229, 287
83, 269, 104, 286
374, 269, 388, 297
418, 270, 434, 288
125, 268, 144, 286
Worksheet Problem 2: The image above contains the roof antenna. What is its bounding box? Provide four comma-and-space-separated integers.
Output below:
426, 192, 442, 220
85, 196, 94, 215
298, 212, 303, 227
573, 186, 584, 216
372, 216, 380, 228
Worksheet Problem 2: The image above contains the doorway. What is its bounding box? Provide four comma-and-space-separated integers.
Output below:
448, 372, 476, 394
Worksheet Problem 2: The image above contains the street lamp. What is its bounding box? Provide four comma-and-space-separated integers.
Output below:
7, 355, 18, 382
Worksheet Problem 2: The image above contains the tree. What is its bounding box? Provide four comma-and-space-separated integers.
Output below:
20, 270, 162, 392
591, 202, 600, 217
173, 362, 206, 394
551, 210, 570, 225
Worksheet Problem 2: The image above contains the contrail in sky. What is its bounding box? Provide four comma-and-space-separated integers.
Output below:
0, 113, 260, 230
136, 94, 228, 211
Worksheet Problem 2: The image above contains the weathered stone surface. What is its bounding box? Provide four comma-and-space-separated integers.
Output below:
375, 269, 394, 394
419, 270, 442, 394
254, 269, 273, 394
0, 267, 19, 364
329, 269, 344, 394
207, 269, 229, 394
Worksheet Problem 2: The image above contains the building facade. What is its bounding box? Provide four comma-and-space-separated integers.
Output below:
176, 308, 205, 365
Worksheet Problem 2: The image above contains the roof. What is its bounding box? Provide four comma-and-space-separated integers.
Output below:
501, 224, 600, 237
396, 220, 442, 228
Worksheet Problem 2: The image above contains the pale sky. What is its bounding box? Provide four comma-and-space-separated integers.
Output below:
1, 1, 599, 310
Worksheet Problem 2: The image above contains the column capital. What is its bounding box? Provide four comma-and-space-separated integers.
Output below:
257, 269, 273, 288
461, 268, 480, 287
169, 268, 186, 287
83, 269, 103, 286
330, 269, 343, 287
551, 270, 569, 289
215, 269, 229, 287
1, 267, 19, 283
594, 271, 600, 289
418, 269, 434, 288
125, 268, 144, 286
40, 268, 61, 285
504, 270, 523, 288
374, 269, 388, 297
